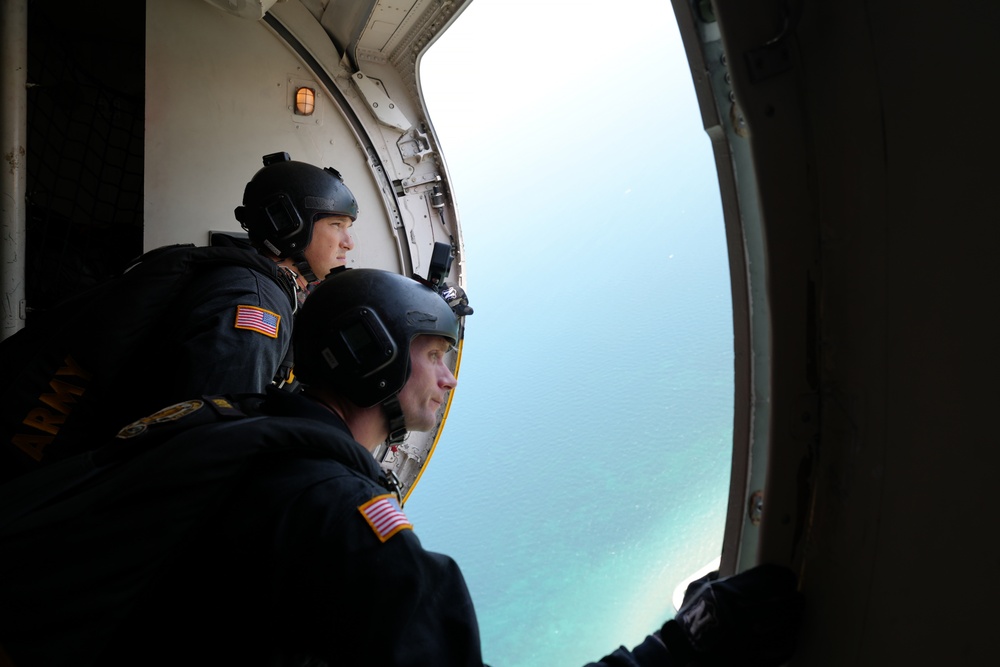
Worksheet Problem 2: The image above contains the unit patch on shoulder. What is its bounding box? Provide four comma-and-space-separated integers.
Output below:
116, 399, 205, 439
358, 494, 413, 543
235, 305, 281, 338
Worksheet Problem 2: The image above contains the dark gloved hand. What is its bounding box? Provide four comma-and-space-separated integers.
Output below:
659, 563, 802, 667
439, 282, 474, 317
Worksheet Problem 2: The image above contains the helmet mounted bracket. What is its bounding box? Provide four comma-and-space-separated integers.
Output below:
320, 307, 399, 382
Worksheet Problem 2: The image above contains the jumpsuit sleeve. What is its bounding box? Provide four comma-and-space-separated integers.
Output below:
583, 634, 680, 667
162, 264, 293, 399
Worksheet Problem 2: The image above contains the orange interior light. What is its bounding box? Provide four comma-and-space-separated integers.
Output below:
294, 87, 316, 116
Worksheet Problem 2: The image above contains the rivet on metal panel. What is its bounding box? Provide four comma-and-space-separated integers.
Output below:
749, 490, 764, 526
730, 103, 749, 138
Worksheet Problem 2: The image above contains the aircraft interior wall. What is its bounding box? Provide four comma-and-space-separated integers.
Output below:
676, 0, 1000, 663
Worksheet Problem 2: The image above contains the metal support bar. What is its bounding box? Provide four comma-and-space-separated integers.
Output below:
1, 0, 27, 340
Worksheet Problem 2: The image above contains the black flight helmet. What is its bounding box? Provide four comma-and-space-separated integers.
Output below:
293, 268, 460, 409
235, 152, 358, 260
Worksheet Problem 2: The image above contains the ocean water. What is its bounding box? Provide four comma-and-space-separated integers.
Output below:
405, 156, 732, 666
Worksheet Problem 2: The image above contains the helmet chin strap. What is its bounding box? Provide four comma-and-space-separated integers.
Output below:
380, 396, 408, 446
291, 253, 318, 283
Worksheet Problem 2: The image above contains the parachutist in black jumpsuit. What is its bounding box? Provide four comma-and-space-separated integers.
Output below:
91, 388, 679, 667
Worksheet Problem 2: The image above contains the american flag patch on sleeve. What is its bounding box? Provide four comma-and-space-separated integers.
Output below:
234, 305, 281, 338
358, 494, 413, 543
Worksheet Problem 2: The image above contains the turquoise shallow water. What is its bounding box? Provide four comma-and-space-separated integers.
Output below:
405, 173, 733, 666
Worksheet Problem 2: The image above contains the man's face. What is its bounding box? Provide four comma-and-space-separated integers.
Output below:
304, 214, 355, 280
397, 335, 458, 433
